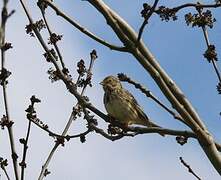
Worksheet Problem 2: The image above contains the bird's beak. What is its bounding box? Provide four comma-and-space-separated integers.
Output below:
99, 81, 103, 85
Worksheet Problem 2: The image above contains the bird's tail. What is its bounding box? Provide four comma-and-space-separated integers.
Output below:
138, 119, 165, 137
136, 106, 165, 136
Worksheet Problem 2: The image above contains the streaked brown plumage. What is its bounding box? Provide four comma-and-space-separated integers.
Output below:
100, 76, 159, 128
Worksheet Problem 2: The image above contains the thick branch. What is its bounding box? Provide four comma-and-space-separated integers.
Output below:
87, 0, 221, 174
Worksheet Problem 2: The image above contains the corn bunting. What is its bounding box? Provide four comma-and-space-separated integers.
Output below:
100, 76, 161, 129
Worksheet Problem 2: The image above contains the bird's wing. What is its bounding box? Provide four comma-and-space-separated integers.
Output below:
123, 89, 165, 136
124, 89, 160, 128
123, 89, 149, 124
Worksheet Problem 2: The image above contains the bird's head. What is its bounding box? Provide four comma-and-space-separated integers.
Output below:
100, 76, 122, 91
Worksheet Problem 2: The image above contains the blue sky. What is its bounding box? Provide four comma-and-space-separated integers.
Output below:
0, 0, 221, 179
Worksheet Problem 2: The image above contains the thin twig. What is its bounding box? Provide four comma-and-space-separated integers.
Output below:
91, 124, 126, 141
127, 126, 195, 138
1, 1, 19, 179
37, 53, 96, 179
179, 157, 202, 180
202, 26, 221, 83
28, 116, 91, 140
40, 8, 65, 69
137, 0, 160, 43
41, 0, 128, 52
39, 143, 59, 179
20, 121, 32, 180
1, 165, 10, 180
90, 123, 197, 141
38, 49, 97, 180
20, 0, 62, 73
154, 2, 221, 15
19, 2, 96, 179
171, 2, 221, 13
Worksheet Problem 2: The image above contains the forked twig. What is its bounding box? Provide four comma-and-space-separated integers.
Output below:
38, 51, 97, 180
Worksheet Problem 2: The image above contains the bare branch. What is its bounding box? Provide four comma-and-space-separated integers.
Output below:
202, 26, 221, 83
179, 157, 202, 180
20, 120, 31, 180
1, 165, 10, 180
40, 0, 128, 52
38, 54, 97, 179
127, 126, 195, 137
1, 1, 19, 179
19, 2, 97, 179
171, 2, 221, 13
40, 7, 65, 69
90, 123, 132, 141
85, 114, 221, 153
154, 2, 221, 19
137, 0, 160, 43
27, 115, 91, 141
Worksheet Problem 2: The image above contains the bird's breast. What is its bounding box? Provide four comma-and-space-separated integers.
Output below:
105, 96, 138, 124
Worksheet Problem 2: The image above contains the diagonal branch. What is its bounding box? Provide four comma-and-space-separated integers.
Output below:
20, 121, 32, 180
27, 114, 91, 141
40, 8, 65, 69
137, 0, 160, 42
179, 157, 202, 180
1, 164, 10, 180
201, 26, 221, 83
37, 53, 97, 180
40, 0, 128, 52
86, 0, 221, 174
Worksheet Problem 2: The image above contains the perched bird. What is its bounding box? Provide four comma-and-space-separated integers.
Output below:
100, 75, 161, 129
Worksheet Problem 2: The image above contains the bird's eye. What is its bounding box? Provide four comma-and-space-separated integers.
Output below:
107, 79, 112, 83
